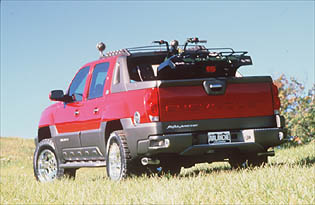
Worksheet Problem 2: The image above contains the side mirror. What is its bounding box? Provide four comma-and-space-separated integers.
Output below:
49, 90, 64, 101
49, 90, 73, 102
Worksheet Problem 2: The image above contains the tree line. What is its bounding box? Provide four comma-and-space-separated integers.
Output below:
274, 75, 314, 145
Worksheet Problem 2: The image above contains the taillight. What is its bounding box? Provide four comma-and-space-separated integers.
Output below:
272, 83, 281, 112
144, 88, 160, 122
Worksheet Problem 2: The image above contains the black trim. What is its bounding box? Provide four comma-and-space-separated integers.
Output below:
160, 116, 277, 133
62, 146, 104, 161
121, 115, 280, 157
158, 76, 272, 88
137, 127, 285, 157
227, 76, 272, 84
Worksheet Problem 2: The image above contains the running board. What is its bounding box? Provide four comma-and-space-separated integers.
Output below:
60, 161, 106, 168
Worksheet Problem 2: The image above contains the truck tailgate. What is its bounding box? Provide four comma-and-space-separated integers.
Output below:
158, 76, 274, 122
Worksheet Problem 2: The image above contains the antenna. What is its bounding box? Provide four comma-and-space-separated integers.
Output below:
96, 42, 106, 57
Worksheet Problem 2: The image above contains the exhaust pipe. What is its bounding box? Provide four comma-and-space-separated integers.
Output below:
141, 157, 160, 166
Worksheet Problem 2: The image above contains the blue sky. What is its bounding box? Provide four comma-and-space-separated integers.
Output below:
1, 1, 314, 138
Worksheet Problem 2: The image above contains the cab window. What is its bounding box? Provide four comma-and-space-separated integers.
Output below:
68, 66, 90, 102
88, 62, 109, 99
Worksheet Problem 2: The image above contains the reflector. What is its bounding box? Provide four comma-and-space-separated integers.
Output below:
206, 66, 216, 73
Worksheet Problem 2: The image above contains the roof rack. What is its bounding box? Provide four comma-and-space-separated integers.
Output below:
180, 45, 248, 57
125, 44, 169, 53
104, 45, 248, 58
106, 49, 131, 57
104, 45, 169, 58
101, 38, 249, 58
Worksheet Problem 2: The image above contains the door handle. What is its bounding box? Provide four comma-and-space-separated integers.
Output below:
74, 110, 80, 116
93, 108, 99, 114
209, 84, 223, 89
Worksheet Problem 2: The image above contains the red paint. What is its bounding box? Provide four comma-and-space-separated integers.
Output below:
38, 54, 278, 136
54, 101, 84, 133
158, 82, 274, 122
103, 88, 154, 124
39, 103, 58, 128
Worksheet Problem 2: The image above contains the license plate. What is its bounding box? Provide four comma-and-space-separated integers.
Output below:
208, 131, 231, 144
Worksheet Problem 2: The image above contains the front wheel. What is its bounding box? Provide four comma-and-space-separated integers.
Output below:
106, 131, 131, 180
33, 139, 76, 182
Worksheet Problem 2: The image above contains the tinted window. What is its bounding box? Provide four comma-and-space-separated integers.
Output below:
88, 62, 109, 99
68, 66, 90, 101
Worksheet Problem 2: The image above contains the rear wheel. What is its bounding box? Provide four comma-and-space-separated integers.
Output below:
106, 131, 131, 180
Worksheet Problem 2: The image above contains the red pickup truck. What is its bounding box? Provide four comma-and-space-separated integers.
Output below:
33, 38, 286, 181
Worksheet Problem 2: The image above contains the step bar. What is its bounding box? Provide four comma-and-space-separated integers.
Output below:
60, 161, 106, 168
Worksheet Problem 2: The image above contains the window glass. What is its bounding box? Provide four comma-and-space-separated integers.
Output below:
68, 66, 90, 101
88, 62, 109, 99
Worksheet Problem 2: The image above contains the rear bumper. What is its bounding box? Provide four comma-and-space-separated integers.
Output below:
137, 127, 286, 156
121, 115, 286, 158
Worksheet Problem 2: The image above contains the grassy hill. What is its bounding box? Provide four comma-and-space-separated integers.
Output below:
0, 137, 314, 204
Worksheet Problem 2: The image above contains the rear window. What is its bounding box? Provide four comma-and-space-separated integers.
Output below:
127, 54, 238, 82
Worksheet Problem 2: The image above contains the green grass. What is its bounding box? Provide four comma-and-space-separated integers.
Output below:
1, 137, 314, 204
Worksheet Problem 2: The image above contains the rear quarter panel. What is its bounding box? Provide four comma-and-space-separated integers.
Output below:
103, 88, 151, 124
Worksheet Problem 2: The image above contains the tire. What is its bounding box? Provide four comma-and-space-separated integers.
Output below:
106, 131, 132, 180
33, 139, 76, 182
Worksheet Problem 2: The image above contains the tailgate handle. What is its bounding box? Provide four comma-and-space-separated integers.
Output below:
203, 80, 226, 95
209, 84, 223, 89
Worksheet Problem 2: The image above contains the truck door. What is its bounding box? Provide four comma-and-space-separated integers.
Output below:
54, 66, 90, 150
80, 61, 111, 156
